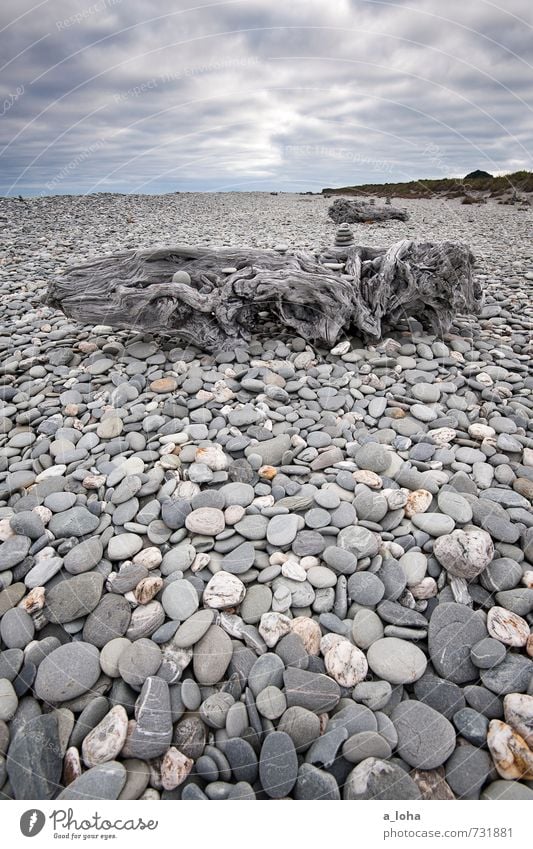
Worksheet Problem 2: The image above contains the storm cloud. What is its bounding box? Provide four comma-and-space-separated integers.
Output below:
0, 0, 531, 195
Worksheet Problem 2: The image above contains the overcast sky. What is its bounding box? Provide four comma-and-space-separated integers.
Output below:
1, 0, 531, 195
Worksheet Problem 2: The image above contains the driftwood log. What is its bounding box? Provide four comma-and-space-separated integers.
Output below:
329, 197, 409, 224
46, 240, 481, 352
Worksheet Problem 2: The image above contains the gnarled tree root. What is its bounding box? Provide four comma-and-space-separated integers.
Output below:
45, 240, 481, 351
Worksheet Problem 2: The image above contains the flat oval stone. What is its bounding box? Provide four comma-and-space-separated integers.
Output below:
193, 624, 233, 685
44, 573, 104, 623
64, 537, 103, 574
58, 761, 127, 800
428, 602, 487, 684
221, 541, 256, 574
185, 507, 225, 536
107, 533, 143, 560
35, 642, 101, 703
294, 763, 340, 800
48, 507, 99, 538
392, 701, 456, 769
367, 637, 427, 684
259, 731, 298, 798
82, 594, 131, 647
173, 609, 215, 647
162, 579, 199, 620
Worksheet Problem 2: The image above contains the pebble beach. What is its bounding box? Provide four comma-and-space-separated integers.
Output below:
0, 191, 532, 801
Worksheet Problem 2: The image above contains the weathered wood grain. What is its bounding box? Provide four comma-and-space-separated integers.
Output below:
329, 197, 409, 223
46, 240, 481, 351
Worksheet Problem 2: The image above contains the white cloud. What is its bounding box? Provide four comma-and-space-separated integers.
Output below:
0, 0, 531, 194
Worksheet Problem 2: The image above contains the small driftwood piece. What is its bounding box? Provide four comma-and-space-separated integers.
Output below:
46, 240, 480, 351
329, 197, 409, 223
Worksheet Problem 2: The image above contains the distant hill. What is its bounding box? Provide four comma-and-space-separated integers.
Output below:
464, 169, 492, 179
322, 170, 533, 199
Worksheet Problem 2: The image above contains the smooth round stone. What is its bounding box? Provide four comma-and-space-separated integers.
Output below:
225, 701, 249, 738
292, 531, 326, 557
305, 508, 331, 529
234, 514, 269, 540
367, 638, 427, 684
428, 602, 488, 684
58, 761, 127, 800
173, 609, 216, 648
267, 514, 299, 546
480, 655, 533, 695
64, 537, 103, 574
344, 757, 420, 800
107, 533, 143, 560
240, 584, 273, 624
412, 383, 441, 403
278, 706, 321, 751
0, 536, 31, 569
185, 508, 225, 536
100, 638, 131, 678
161, 579, 199, 620
351, 609, 384, 649
256, 686, 287, 720
259, 731, 298, 799
307, 566, 337, 589
0, 647, 23, 681
48, 507, 99, 538
445, 744, 492, 799
193, 625, 233, 685
480, 558, 523, 592
181, 678, 202, 711
411, 403, 437, 422
248, 653, 285, 696
471, 638, 507, 669
0, 607, 35, 649
352, 680, 392, 711
437, 491, 473, 523
314, 489, 340, 509
0, 679, 17, 721
354, 443, 390, 473
224, 738, 258, 784
45, 573, 104, 623
323, 546, 357, 575
294, 763, 340, 800
392, 701, 456, 769
9, 511, 45, 539
411, 513, 455, 536
221, 542, 256, 574
35, 642, 100, 702
342, 731, 392, 764
83, 595, 132, 647
118, 639, 161, 690
45, 490, 77, 513
398, 551, 427, 585
414, 672, 465, 719
220, 482, 255, 507
348, 572, 385, 606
